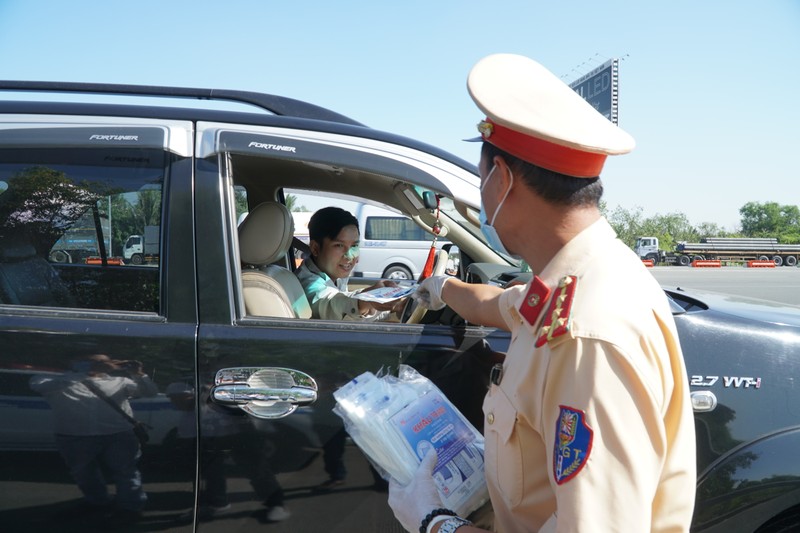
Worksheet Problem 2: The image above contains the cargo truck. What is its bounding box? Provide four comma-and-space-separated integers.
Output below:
122, 225, 160, 265
634, 236, 800, 266
47, 209, 111, 264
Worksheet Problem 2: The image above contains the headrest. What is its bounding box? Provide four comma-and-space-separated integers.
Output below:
239, 202, 295, 266
0, 236, 37, 262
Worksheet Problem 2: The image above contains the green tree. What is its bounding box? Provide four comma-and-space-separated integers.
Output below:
607, 205, 644, 248
0, 166, 100, 254
135, 189, 161, 228
606, 205, 730, 252
695, 222, 729, 239
739, 201, 800, 243
641, 212, 699, 251
109, 194, 138, 256
105, 190, 162, 256
234, 188, 248, 222
285, 193, 308, 212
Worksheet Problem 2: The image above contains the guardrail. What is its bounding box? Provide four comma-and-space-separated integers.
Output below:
746, 260, 776, 268
692, 260, 722, 268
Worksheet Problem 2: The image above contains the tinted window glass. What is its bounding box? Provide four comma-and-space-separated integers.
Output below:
0, 148, 166, 312
364, 216, 434, 241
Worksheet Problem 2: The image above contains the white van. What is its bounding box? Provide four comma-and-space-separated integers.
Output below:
352, 203, 446, 280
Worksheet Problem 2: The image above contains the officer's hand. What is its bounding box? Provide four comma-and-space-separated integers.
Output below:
388, 448, 444, 532
412, 276, 449, 311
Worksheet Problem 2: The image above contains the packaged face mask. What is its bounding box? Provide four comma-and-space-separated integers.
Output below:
333, 364, 488, 517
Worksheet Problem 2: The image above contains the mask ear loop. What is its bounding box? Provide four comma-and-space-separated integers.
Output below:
420, 195, 442, 281
489, 167, 513, 226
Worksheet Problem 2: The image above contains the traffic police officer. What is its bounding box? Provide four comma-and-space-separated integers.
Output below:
388, 54, 696, 533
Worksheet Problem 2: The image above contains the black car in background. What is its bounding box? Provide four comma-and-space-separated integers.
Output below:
0, 82, 799, 532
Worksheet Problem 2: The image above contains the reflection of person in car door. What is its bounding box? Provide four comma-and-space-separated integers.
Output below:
166, 381, 290, 522
295, 206, 405, 321
29, 354, 158, 524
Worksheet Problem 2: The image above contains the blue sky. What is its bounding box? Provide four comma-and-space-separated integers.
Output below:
1, 0, 798, 229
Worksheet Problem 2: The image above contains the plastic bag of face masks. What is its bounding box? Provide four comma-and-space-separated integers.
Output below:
333, 364, 488, 517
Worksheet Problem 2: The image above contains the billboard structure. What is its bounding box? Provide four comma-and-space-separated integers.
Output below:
568, 59, 620, 124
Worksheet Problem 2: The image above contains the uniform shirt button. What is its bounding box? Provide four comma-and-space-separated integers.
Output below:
487, 413, 495, 425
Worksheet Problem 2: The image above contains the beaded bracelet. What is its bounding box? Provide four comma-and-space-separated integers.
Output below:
419, 508, 457, 533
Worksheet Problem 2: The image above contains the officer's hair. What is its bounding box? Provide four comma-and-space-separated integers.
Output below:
308, 206, 359, 244
482, 143, 603, 207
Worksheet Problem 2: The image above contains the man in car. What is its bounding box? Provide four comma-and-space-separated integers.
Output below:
388, 54, 696, 532
295, 206, 405, 321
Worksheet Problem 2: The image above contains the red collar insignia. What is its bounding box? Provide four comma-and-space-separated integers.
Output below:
519, 276, 551, 326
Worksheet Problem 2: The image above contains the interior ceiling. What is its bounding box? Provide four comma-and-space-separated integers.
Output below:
232, 154, 406, 212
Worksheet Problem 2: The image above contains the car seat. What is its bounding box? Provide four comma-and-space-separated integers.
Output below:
0, 235, 75, 307
238, 202, 312, 318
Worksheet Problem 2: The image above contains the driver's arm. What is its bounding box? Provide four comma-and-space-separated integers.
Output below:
442, 278, 508, 330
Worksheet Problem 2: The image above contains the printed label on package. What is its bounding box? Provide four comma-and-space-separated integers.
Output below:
390, 391, 485, 511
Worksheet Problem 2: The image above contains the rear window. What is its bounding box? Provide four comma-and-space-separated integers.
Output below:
0, 146, 167, 313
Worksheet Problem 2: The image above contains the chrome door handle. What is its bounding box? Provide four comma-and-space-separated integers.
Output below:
211, 367, 318, 419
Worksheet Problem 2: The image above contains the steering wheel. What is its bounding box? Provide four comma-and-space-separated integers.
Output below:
402, 249, 450, 324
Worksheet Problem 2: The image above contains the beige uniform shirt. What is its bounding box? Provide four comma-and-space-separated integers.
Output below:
483, 218, 696, 532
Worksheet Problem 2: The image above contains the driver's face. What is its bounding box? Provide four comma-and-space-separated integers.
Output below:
315, 224, 360, 281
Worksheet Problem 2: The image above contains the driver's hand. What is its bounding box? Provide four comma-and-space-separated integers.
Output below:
365, 280, 398, 292
370, 299, 403, 313
412, 276, 449, 310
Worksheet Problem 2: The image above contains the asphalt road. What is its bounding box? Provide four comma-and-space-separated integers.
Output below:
649, 266, 800, 306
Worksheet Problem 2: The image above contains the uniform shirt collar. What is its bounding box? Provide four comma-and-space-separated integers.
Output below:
503, 217, 616, 330
537, 217, 616, 288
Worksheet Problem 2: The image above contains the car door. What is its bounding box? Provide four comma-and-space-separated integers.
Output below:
0, 118, 198, 532
192, 122, 510, 531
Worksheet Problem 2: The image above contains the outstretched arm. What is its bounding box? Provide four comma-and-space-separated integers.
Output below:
415, 276, 508, 331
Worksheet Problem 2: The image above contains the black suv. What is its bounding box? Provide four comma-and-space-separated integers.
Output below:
1, 82, 799, 532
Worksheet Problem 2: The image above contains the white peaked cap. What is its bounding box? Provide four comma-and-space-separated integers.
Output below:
467, 53, 635, 178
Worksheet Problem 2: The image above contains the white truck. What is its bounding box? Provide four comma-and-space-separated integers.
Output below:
635, 236, 800, 266
123, 225, 160, 265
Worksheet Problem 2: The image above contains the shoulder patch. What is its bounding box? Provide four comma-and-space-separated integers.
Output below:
535, 275, 577, 347
553, 405, 593, 485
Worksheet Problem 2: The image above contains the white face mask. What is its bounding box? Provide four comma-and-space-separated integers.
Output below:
479, 164, 514, 256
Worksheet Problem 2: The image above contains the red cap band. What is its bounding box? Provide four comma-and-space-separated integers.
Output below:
480, 118, 606, 178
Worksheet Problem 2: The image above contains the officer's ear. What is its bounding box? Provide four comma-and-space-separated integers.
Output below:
493, 156, 515, 188
309, 239, 320, 258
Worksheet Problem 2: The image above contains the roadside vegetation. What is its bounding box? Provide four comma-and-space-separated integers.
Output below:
604, 201, 800, 250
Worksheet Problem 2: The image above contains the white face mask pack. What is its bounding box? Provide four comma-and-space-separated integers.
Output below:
333, 365, 488, 517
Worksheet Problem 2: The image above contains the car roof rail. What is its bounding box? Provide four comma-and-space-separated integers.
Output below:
0, 80, 365, 127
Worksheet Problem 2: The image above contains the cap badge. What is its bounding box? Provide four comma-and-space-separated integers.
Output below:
477, 120, 494, 139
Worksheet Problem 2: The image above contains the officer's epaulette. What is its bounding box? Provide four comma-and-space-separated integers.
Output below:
535, 275, 577, 347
